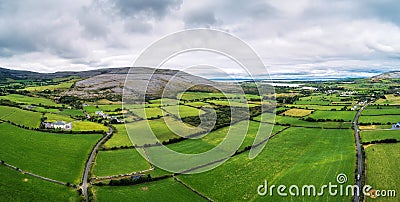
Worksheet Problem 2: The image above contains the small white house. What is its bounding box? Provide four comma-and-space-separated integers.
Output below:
43, 121, 72, 130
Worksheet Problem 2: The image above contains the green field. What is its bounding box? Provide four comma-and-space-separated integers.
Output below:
362, 107, 400, 116
98, 105, 123, 112
281, 108, 313, 117
126, 117, 204, 145
0, 123, 102, 183
375, 94, 400, 105
365, 143, 400, 201
307, 110, 357, 122
59, 109, 85, 117
72, 121, 108, 132
44, 113, 75, 123
129, 107, 164, 119
0, 166, 79, 201
206, 100, 258, 107
359, 115, 400, 124
0, 94, 62, 107
103, 124, 132, 148
28, 106, 60, 113
294, 94, 348, 105
24, 81, 75, 91
257, 114, 352, 129
285, 104, 345, 111
93, 178, 206, 201
93, 149, 151, 177
177, 127, 356, 201
0, 106, 42, 128
162, 105, 205, 118
361, 130, 400, 143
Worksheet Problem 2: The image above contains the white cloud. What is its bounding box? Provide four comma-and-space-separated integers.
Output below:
0, 0, 399, 78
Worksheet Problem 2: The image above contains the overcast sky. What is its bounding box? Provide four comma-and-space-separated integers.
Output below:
0, 0, 400, 79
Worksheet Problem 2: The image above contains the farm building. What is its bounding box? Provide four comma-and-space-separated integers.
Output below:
393, 122, 400, 129
43, 121, 72, 130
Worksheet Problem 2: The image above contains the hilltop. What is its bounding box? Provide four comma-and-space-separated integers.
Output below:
371, 71, 400, 82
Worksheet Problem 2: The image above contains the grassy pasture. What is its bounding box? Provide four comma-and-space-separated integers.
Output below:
0, 106, 42, 128
294, 94, 344, 105
359, 115, 400, 124
72, 121, 108, 132
93, 149, 151, 177
256, 114, 352, 129
362, 108, 400, 116
359, 125, 393, 130
166, 121, 286, 155
206, 100, 258, 107
44, 113, 75, 123
375, 94, 400, 105
365, 144, 400, 201
0, 94, 61, 107
59, 109, 85, 117
98, 105, 123, 112
0, 123, 102, 184
28, 106, 60, 113
129, 107, 164, 119
93, 178, 206, 201
178, 127, 356, 201
281, 108, 313, 117
104, 124, 132, 148
361, 130, 400, 143
24, 81, 75, 91
126, 117, 203, 145
285, 104, 344, 111
0, 166, 79, 201
83, 105, 101, 113
307, 110, 357, 122
162, 105, 205, 118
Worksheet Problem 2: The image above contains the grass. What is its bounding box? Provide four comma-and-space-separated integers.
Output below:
162, 105, 205, 118
103, 124, 132, 148
0, 166, 79, 201
307, 110, 357, 122
253, 113, 352, 129
72, 121, 108, 132
0, 106, 42, 128
93, 149, 151, 177
362, 107, 400, 116
98, 104, 123, 112
28, 106, 60, 113
83, 105, 101, 114
0, 94, 62, 107
359, 115, 400, 124
93, 178, 206, 201
177, 127, 356, 201
126, 117, 204, 146
146, 121, 280, 172
364, 143, 400, 201
294, 94, 346, 105
359, 125, 393, 130
0, 123, 102, 184
129, 107, 164, 119
361, 130, 400, 143
285, 104, 345, 111
59, 109, 85, 117
24, 81, 75, 91
281, 108, 313, 117
375, 94, 400, 105
44, 113, 75, 123
206, 100, 258, 107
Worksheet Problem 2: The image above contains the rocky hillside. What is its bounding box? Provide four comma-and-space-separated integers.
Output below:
62, 67, 238, 100
371, 71, 400, 82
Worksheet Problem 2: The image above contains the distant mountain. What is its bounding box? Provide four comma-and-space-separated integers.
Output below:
63, 67, 231, 99
371, 71, 400, 81
0, 67, 127, 80
0, 67, 238, 100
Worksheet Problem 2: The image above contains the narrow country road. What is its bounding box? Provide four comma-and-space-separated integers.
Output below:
353, 103, 369, 202
82, 126, 113, 202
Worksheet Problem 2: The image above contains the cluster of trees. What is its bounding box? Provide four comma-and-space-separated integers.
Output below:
275, 96, 300, 104
302, 117, 346, 122
107, 174, 169, 186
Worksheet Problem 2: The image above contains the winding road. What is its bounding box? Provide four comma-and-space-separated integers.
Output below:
81, 126, 113, 202
353, 103, 369, 202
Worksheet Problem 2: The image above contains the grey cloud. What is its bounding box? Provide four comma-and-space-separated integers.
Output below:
114, 0, 182, 19
184, 9, 219, 28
